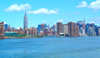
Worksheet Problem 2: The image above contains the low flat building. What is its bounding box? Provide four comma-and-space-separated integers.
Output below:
4, 31, 17, 37
59, 33, 64, 37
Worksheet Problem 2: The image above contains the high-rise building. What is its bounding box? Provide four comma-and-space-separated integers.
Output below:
85, 23, 90, 33
4, 24, 9, 30
24, 12, 28, 29
44, 28, 48, 32
83, 19, 85, 33
84, 19, 85, 24
0, 22, 4, 38
77, 21, 83, 25
44, 24, 48, 28
48, 24, 50, 31
77, 19, 85, 33
79, 28, 85, 36
57, 22, 62, 35
87, 27, 96, 36
85, 23, 97, 34
62, 24, 69, 36
68, 22, 79, 37
51, 24, 57, 35
41, 24, 44, 30
38, 25, 41, 30
82, 23, 85, 33
8, 25, 11, 31
95, 27, 100, 36
11, 27, 15, 30
89, 23, 95, 27
52, 24, 57, 32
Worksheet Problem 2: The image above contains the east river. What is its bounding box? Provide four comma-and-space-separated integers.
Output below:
0, 37, 100, 58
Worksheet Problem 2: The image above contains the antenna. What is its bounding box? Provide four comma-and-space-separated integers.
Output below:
84, 18, 85, 24
24, 9, 26, 16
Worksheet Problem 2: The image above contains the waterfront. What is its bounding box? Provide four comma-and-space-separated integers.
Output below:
0, 37, 100, 58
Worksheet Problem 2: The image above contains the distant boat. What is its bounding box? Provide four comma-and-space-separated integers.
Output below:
56, 35, 64, 37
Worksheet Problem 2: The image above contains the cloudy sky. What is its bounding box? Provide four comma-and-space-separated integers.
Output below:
0, 0, 100, 28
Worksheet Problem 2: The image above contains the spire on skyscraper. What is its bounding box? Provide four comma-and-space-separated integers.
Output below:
84, 18, 85, 24
25, 11, 26, 16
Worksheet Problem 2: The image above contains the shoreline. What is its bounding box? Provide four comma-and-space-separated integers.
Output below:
1, 36, 100, 39
0, 37, 42, 39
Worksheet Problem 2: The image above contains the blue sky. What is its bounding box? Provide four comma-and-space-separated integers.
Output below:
0, 0, 100, 29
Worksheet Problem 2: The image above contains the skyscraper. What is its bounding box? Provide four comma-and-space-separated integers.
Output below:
48, 24, 50, 31
68, 22, 79, 37
77, 19, 85, 33
87, 27, 96, 36
0, 22, 4, 38
95, 27, 100, 36
4, 24, 9, 30
82, 19, 85, 33
24, 12, 28, 29
62, 24, 69, 36
8, 25, 11, 31
37, 25, 41, 30
41, 24, 44, 31
84, 19, 85, 24
57, 22, 62, 35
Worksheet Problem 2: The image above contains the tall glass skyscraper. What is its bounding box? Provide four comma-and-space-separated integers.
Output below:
24, 12, 28, 29
4, 24, 9, 30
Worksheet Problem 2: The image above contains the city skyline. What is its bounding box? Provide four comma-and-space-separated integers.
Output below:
0, 0, 100, 28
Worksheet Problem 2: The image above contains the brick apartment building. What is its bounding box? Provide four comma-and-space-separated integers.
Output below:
57, 22, 62, 35
0, 22, 5, 38
68, 22, 79, 37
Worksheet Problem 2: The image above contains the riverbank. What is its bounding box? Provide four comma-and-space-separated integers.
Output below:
0, 37, 42, 39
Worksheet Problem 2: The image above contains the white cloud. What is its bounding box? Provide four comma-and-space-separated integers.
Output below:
58, 19, 64, 22
77, 1, 87, 8
94, 10, 98, 12
90, 17, 100, 24
75, 12, 79, 15
91, 17, 100, 20
91, 9, 98, 12
67, 12, 79, 15
17, 27, 20, 29
28, 21, 32, 23
27, 8, 59, 14
88, 22, 95, 24
5, 4, 31, 12
88, 0, 100, 10
44, 21, 47, 23
4, 22, 7, 24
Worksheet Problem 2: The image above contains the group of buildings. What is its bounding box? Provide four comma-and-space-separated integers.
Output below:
0, 12, 100, 38
57, 21, 83, 37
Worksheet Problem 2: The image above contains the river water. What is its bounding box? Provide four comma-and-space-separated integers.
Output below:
0, 37, 100, 58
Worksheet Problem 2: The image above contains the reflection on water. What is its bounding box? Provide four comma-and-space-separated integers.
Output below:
0, 37, 100, 58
